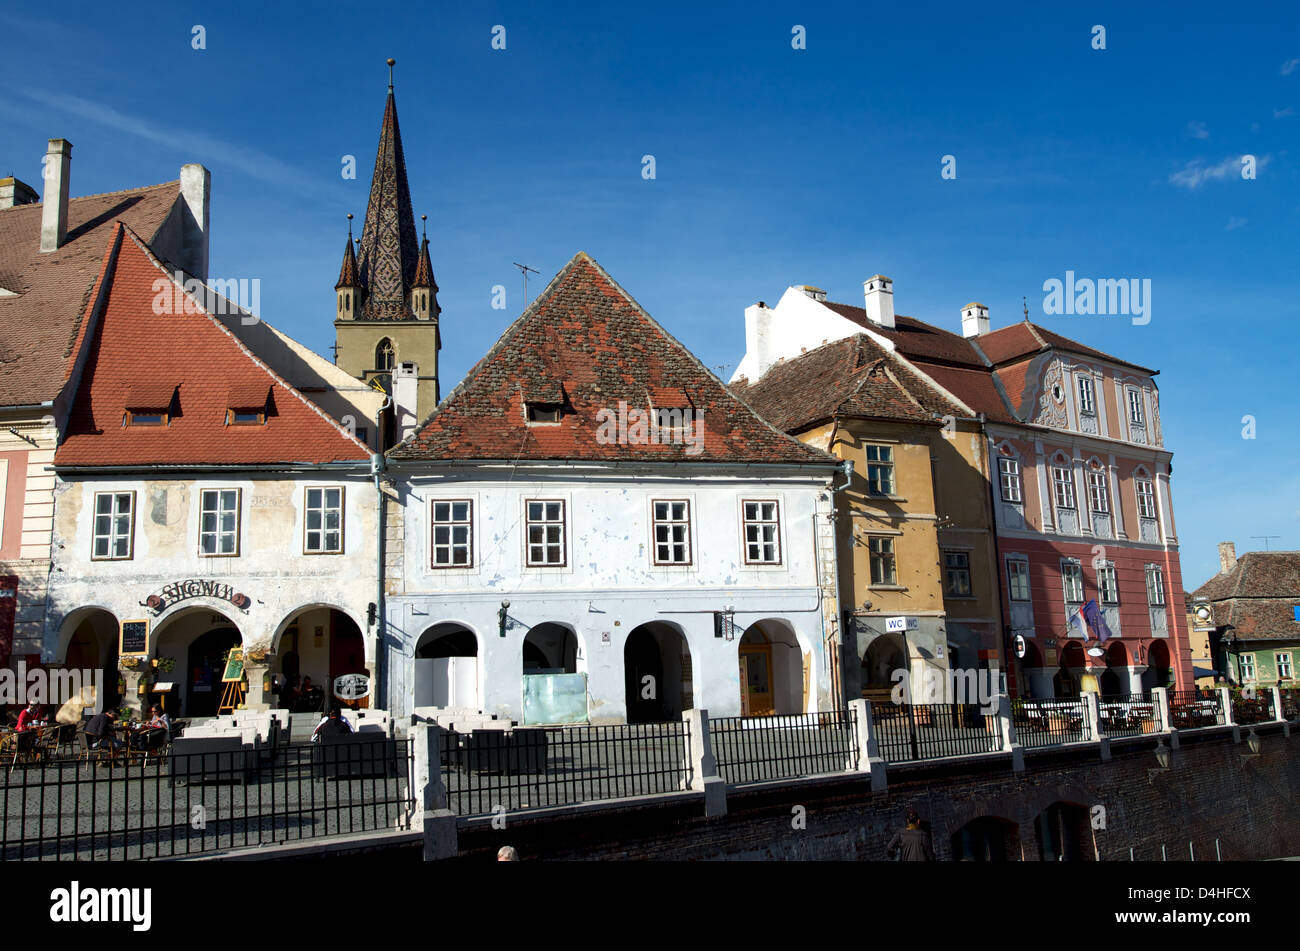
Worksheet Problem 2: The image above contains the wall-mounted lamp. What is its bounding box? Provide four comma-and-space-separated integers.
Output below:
1153, 738, 1172, 769
1247, 729, 1261, 755
498, 600, 510, 638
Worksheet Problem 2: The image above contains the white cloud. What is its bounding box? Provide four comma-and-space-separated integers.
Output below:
1168, 154, 1271, 189
1274, 106, 1296, 118
1226, 217, 1247, 231
1283, 58, 1300, 76
1186, 120, 1209, 139
20, 88, 311, 192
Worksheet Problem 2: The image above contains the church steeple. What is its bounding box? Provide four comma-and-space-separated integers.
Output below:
336, 214, 359, 323
356, 60, 420, 320
332, 58, 443, 438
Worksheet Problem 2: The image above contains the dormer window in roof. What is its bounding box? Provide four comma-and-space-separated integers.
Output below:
525, 402, 564, 425
523, 380, 567, 425
123, 382, 178, 427
647, 386, 694, 441
225, 382, 271, 426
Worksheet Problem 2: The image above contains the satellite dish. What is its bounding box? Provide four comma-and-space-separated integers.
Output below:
1087, 647, 1106, 658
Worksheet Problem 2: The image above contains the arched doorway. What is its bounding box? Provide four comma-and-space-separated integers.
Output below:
522, 623, 578, 673
738, 619, 806, 716
1035, 802, 1093, 861
414, 623, 479, 711
952, 816, 1019, 861
862, 633, 907, 700
1142, 640, 1172, 691
522, 623, 586, 724
1055, 643, 1085, 698
152, 608, 243, 718
59, 609, 120, 712
624, 622, 691, 723
1100, 642, 1127, 697
272, 607, 370, 711
1021, 640, 1049, 699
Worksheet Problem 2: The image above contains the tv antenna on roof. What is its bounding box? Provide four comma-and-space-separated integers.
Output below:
1251, 535, 1281, 551
513, 262, 540, 306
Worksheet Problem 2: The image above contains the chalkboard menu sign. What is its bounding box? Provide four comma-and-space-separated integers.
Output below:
120, 619, 150, 656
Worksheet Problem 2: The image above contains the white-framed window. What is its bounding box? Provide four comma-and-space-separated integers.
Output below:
998, 458, 1022, 503
1240, 653, 1256, 683
943, 550, 971, 597
431, 499, 473, 568
869, 536, 897, 585
1078, 375, 1096, 415
1278, 653, 1293, 681
742, 500, 781, 565
1097, 563, 1119, 605
1061, 560, 1084, 603
1128, 388, 1144, 425
1007, 558, 1031, 602
199, 489, 241, 557
525, 500, 566, 566
1052, 465, 1076, 509
652, 499, 691, 565
92, 491, 135, 560
1086, 469, 1109, 514
304, 487, 344, 554
865, 445, 895, 496
1135, 475, 1157, 519
1145, 564, 1166, 606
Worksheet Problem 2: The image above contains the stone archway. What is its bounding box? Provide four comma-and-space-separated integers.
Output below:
1142, 640, 1173, 691
1034, 802, 1094, 861
152, 606, 243, 718
271, 606, 371, 711
862, 633, 906, 700
414, 622, 480, 712
738, 619, 807, 716
56, 607, 121, 712
951, 816, 1019, 861
624, 622, 692, 723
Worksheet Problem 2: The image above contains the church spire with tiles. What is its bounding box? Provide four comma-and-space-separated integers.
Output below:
333, 58, 441, 432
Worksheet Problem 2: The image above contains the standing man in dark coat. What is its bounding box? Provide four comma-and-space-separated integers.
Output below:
886, 807, 935, 861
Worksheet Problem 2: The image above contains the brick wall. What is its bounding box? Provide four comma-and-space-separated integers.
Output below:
453, 726, 1300, 861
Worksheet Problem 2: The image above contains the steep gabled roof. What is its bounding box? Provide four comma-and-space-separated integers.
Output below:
391, 252, 834, 466
1190, 552, 1300, 643
0, 181, 180, 405
737, 334, 966, 433
55, 226, 371, 468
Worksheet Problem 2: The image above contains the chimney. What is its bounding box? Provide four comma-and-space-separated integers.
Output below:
179, 164, 211, 281
0, 177, 39, 209
393, 361, 420, 442
798, 285, 827, 302
961, 302, 990, 338
1218, 541, 1237, 574
863, 275, 894, 328
39, 139, 72, 252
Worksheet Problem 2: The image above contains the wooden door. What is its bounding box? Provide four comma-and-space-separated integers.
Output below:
740, 644, 775, 717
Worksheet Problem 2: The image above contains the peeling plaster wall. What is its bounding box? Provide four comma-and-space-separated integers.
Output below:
386, 466, 834, 723
45, 473, 378, 667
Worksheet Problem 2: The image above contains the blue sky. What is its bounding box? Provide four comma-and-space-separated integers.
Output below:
1, 0, 1297, 584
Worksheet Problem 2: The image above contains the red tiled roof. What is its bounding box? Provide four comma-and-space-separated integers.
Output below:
391, 252, 834, 466
821, 303, 986, 367
55, 227, 371, 468
908, 360, 1017, 424
0, 181, 181, 405
738, 335, 967, 433
974, 321, 1157, 374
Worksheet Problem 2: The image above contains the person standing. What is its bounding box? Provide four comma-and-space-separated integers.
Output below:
886, 807, 935, 861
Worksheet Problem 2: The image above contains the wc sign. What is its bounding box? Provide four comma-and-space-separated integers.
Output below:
885, 616, 918, 634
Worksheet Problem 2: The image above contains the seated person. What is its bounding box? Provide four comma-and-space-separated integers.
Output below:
299, 676, 324, 712
15, 702, 43, 732
311, 705, 355, 742
145, 705, 170, 733
84, 709, 123, 750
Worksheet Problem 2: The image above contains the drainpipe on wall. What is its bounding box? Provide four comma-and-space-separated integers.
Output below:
828, 455, 854, 708
975, 416, 1016, 698
371, 452, 386, 710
